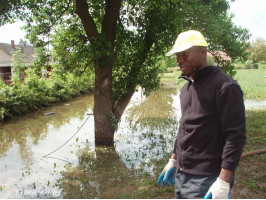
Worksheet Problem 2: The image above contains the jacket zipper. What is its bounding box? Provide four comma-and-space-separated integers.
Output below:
179, 81, 193, 170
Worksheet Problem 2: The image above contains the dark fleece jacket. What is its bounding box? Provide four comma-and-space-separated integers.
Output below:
173, 66, 246, 176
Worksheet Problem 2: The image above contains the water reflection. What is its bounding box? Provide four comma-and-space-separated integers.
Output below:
58, 146, 137, 198
0, 95, 94, 159
114, 87, 181, 176
0, 86, 182, 198
0, 95, 94, 198
245, 99, 266, 110
56, 87, 182, 198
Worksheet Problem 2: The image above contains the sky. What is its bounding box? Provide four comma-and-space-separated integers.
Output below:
229, 0, 266, 41
0, 0, 265, 44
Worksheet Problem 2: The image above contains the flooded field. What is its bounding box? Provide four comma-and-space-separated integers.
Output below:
0, 87, 265, 198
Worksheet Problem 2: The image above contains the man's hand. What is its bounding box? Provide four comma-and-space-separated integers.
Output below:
157, 159, 176, 187
204, 178, 230, 199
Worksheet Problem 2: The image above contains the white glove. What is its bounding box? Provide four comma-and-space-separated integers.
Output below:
204, 178, 230, 199
157, 159, 177, 187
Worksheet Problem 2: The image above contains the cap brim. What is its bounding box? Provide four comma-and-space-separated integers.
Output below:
165, 45, 193, 56
166, 43, 208, 56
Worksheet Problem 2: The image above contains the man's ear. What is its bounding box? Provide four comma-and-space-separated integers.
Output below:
200, 48, 207, 58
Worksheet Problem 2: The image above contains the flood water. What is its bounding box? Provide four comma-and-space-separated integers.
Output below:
0, 87, 181, 198
0, 87, 265, 198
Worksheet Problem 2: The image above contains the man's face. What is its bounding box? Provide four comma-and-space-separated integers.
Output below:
175, 46, 204, 77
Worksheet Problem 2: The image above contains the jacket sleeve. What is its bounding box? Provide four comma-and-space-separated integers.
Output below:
216, 83, 246, 172
173, 138, 178, 154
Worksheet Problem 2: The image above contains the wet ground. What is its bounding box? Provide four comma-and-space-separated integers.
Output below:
0, 87, 265, 198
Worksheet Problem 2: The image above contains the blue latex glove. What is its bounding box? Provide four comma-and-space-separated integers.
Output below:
204, 192, 230, 199
204, 178, 230, 199
157, 159, 176, 187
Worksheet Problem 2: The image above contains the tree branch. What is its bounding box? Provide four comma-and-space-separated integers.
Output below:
113, 92, 134, 120
75, 0, 98, 42
114, 27, 155, 119
102, 0, 122, 47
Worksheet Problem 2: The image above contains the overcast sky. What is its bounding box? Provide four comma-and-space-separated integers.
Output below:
229, 0, 266, 41
0, 0, 265, 44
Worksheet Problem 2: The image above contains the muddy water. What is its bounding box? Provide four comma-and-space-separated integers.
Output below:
0, 95, 95, 198
0, 87, 181, 198
0, 87, 265, 198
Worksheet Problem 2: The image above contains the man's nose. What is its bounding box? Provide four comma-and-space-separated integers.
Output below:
176, 56, 184, 64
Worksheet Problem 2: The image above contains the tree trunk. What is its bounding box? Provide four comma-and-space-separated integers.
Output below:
94, 63, 115, 146
93, 61, 135, 145
75, 0, 122, 146
94, 105, 115, 146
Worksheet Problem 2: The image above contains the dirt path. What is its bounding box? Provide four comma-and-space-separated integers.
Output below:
231, 154, 266, 199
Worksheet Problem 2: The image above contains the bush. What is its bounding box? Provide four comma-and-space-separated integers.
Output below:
258, 63, 266, 69
235, 61, 260, 69
0, 68, 94, 121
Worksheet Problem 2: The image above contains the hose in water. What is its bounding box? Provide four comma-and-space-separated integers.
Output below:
43, 114, 92, 162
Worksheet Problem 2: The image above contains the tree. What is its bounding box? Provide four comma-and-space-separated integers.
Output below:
1, 0, 250, 146
248, 37, 266, 64
0, 0, 22, 25
18, 38, 30, 46
11, 49, 26, 86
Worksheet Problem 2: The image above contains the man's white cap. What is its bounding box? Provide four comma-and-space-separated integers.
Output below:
166, 30, 208, 56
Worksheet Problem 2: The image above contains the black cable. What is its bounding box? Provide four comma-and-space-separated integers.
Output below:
42, 156, 72, 164
43, 114, 92, 162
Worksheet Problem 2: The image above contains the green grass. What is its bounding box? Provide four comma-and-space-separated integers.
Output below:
160, 71, 180, 83
160, 68, 266, 100
160, 70, 185, 90
235, 69, 266, 99
231, 108, 266, 198
244, 108, 266, 152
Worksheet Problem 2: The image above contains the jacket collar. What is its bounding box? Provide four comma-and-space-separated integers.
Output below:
179, 66, 217, 82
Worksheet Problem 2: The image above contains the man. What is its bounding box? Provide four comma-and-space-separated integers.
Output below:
157, 30, 246, 199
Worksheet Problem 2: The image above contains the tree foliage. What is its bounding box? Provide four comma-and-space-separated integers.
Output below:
248, 37, 266, 64
18, 38, 30, 46
1, 0, 250, 91
11, 49, 26, 86
1, 0, 250, 145
0, 0, 22, 25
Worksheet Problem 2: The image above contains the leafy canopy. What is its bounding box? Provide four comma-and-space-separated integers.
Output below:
248, 37, 266, 63
1, 0, 250, 103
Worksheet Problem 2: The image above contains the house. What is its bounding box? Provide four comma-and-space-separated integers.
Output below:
0, 40, 35, 84
207, 51, 231, 61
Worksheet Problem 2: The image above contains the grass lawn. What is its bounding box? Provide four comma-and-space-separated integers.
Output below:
235, 69, 266, 100
231, 108, 266, 198
160, 68, 266, 100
